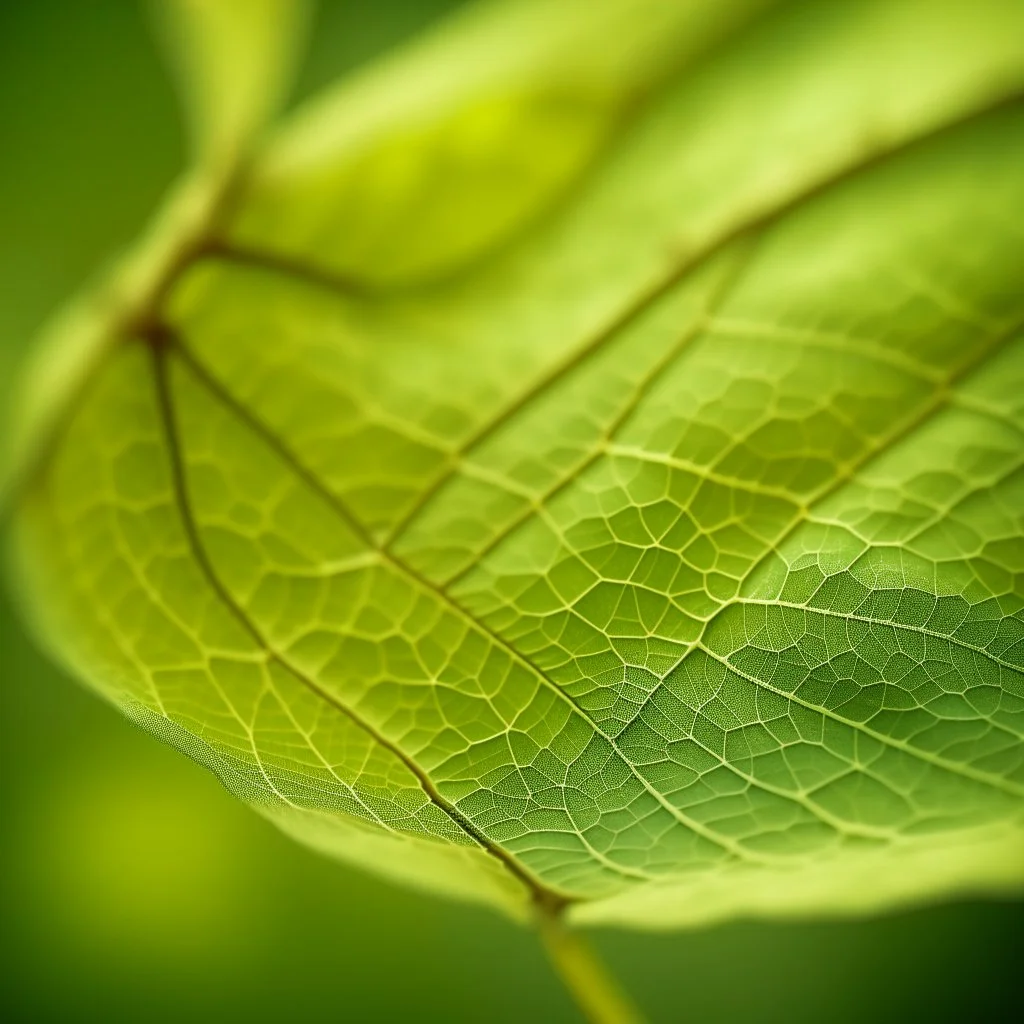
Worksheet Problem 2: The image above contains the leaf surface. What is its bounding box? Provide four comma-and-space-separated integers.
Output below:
152, 0, 311, 163
9, 0, 1024, 928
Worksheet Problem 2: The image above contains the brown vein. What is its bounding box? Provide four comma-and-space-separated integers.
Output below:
148, 333, 573, 913
166, 326, 763, 865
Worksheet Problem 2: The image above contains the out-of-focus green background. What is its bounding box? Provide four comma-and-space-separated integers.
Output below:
1, 4, 1021, 1022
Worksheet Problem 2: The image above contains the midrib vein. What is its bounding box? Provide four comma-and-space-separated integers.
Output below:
167, 330, 762, 865
148, 337, 576, 912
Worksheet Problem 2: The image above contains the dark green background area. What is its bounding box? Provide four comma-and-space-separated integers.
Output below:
0, 4, 1020, 1022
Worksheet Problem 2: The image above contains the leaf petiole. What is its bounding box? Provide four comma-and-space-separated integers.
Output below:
537, 906, 647, 1024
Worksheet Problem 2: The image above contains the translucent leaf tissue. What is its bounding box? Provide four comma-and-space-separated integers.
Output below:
5, 1, 1023, 1020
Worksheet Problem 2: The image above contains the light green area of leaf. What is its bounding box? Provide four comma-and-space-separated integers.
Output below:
2, 167, 225, 500
227, 0, 777, 286
151, 0, 311, 163
8, 0, 1024, 928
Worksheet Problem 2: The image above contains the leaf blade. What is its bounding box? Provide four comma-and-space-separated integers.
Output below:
152, 0, 312, 163
9, 0, 1024, 926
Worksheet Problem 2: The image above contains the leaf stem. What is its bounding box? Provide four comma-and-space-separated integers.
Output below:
536, 906, 647, 1024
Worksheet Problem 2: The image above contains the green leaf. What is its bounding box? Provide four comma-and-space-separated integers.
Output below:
7, 0, 1024, 932
151, 0, 312, 164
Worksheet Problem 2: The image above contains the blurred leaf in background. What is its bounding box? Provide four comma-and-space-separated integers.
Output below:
1, 3, 1023, 1023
